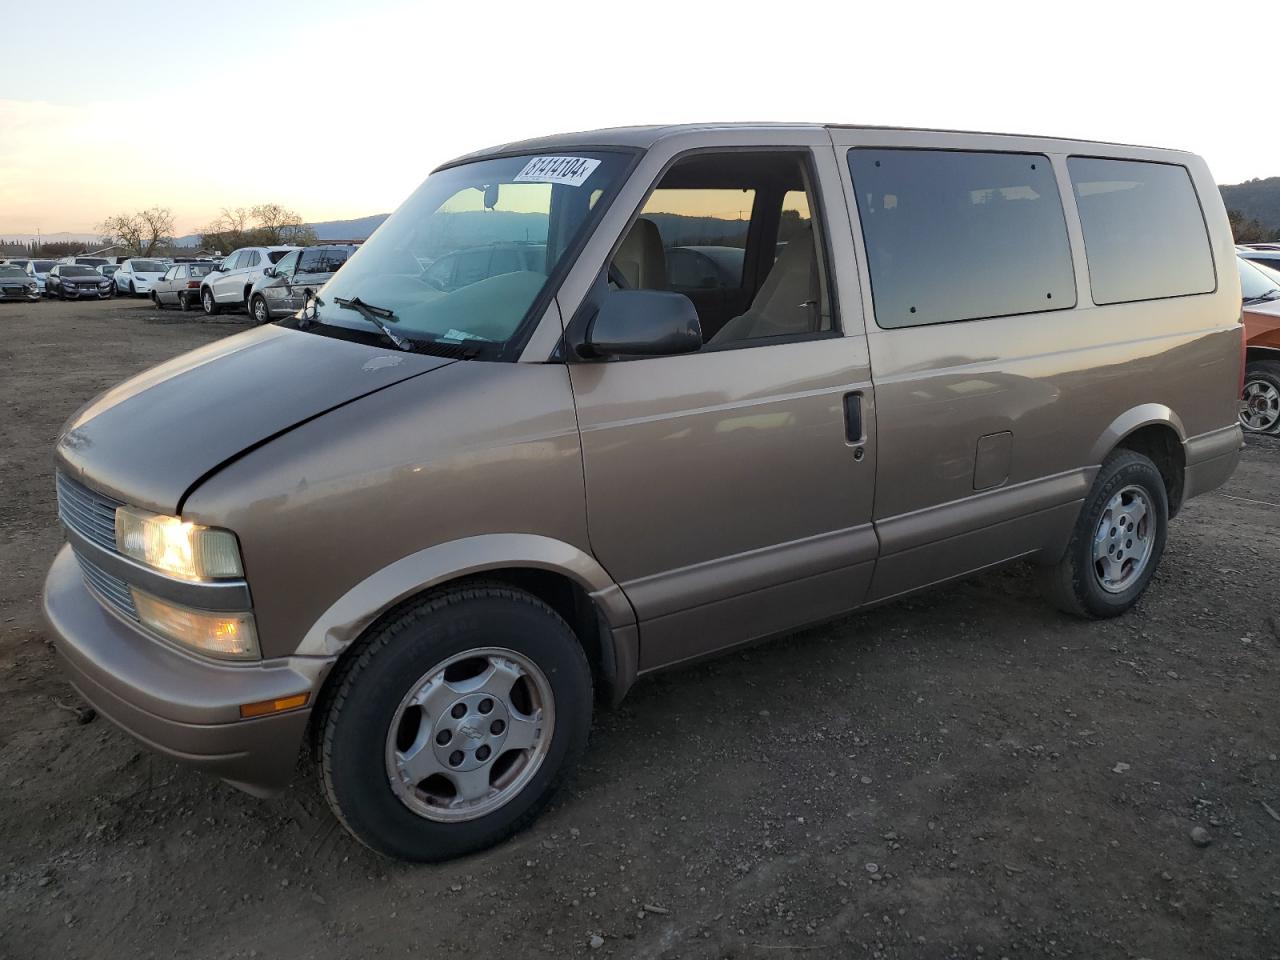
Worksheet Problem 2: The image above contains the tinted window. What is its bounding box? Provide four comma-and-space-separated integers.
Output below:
298, 249, 327, 273
267, 249, 292, 264
321, 248, 350, 272
850, 149, 1075, 328
1068, 157, 1215, 305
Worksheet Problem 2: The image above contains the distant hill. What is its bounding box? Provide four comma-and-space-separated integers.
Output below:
1219, 177, 1280, 234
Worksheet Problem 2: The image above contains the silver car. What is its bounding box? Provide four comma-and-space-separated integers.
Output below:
199, 246, 298, 315
151, 262, 215, 311
248, 245, 357, 324
0, 264, 39, 302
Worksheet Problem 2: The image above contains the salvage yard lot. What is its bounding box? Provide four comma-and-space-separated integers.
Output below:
0, 298, 1277, 959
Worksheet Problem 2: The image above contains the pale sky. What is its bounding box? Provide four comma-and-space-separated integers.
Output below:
0, 0, 1268, 237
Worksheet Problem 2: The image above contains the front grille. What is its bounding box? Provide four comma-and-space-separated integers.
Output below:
75, 552, 139, 621
56, 471, 121, 552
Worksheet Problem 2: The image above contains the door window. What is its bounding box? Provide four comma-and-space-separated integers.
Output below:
849, 149, 1076, 329
297, 249, 327, 273
614, 152, 833, 346
274, 250, 300, 276
242, 251, 261, 269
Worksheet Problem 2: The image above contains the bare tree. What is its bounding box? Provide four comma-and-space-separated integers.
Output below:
98, 206, 175, 255
200, 204, 315, 251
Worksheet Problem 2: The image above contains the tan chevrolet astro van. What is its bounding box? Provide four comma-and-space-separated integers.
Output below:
44, 124, 1244, 861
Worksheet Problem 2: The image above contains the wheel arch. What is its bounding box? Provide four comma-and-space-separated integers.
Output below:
297, 534, 638, 705
1089, 405, 1187, 518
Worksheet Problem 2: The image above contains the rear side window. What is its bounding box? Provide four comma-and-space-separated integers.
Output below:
298, 249, 327, 272
1068, 157, 1215, 305
849, 149, 1075, 328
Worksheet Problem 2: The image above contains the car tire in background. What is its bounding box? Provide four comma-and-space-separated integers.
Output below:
315, 582, 593, 862
1240, 360, 1280, 435
250, 295, 270, 325
152, 292, 164, 310
178, 292, 191, 312
201, 288, 219, 316
1037, 449, 1168, 620
128, 280, 136, 297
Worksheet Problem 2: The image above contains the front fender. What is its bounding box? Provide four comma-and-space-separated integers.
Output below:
293, 533, 634, 658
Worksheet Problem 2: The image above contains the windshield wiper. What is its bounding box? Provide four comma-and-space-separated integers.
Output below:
333, 296, 412, 351
1244, 291, 1280, 305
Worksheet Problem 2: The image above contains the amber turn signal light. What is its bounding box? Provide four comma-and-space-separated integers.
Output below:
239, 693, 309, 719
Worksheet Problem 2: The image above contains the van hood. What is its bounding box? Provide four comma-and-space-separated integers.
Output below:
56, 325, 453, 513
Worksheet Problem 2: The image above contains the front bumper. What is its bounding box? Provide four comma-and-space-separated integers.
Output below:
61, 287, 111, 299
0, 288, 39, 301
43, 544, 332, 796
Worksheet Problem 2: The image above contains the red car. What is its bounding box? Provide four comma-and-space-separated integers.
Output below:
1240, 256, 1280, 434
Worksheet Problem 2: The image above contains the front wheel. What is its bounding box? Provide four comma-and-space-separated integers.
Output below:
128, 280, 136, 297
152, 292, 163, 310
316, 582, 593, 862
201, 288, 219, 316
250, 295, 270, 325
1037, 450, 1168, 619
1240, 360, 1280, 435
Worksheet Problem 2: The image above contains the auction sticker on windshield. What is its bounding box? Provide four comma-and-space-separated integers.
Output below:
513, 156, 600, 187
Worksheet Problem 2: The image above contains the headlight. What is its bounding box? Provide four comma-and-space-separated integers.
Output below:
115, 507, 244, 580
262, 286, 287, 299
131, 589, 259, 659
25, 284, 36, 294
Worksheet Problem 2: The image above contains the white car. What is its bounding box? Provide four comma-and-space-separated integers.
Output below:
25, 259, 54, 294
199, 245, 298, 315
114, 258, 169, 296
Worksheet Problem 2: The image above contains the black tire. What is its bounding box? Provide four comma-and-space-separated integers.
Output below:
178, 291, 191, 312
201, 288, 219, 316
250, 295, 270, 325
1240, 360, 1280, 435
1037, 449, 1168, 619
128, 280, 136, 297
316, 582, 593, 862
152, 291, 163, 310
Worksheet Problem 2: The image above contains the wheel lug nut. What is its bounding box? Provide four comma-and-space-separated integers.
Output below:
448, 750, 464, 767
476, 745, 491, 761
478, 698, 494, 714
451, 703, 467, 719
490, 719, 506, 735
436, 729, 452, 746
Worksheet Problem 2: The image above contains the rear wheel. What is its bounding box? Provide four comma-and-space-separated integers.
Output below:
316, 582, 593, 862
201, 288, 219, 316
1038, 450, 1168, 619
178, 291, 191, 312
1240, 360, 1280, 435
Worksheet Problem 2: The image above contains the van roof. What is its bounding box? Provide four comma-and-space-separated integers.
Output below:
440, 122, 1194, 169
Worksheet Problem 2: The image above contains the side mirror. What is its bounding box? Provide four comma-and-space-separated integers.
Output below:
581, 289, 702, 359
263, 267, 276, 278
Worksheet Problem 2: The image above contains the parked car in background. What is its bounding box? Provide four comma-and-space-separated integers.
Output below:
248, 244, 357, 323
113, 258, 168, 296
1238, 246, 1280, 275
45, 263, 112, 299
60, 256, 110, 269
96, 264, 120, 295
0, 264, 40, 302
26, 259, 54, 294
200, 246, 298, 315
2, 258, 31, 270
1239, 256, 1280, 435
150, 262, 215, 311
666, 245, 746, 290
421, 241, 545, 293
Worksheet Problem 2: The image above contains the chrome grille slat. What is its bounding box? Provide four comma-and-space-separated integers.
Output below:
74, 553, 139, 621
55, 472, 121, 551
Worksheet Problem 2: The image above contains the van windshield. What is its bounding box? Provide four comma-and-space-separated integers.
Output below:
294, 151, 629, 358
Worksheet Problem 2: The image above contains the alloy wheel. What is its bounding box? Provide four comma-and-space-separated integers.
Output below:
1240, 378, 1280, 433
384, 647, 554, 823
1092, 484, 1155, 593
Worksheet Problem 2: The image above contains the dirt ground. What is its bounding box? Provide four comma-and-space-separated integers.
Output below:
0, 297, 1277, 960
